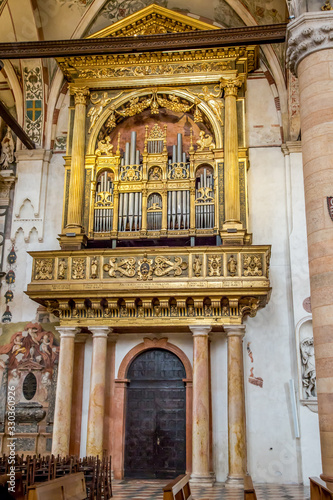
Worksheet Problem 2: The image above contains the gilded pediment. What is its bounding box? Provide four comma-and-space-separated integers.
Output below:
87, 4, 218, 38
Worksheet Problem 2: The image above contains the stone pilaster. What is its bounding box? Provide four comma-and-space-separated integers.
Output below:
288, 11, 333, 489
52, 327, 79, 456
60, 86, 89, 249
86, 327, 111, 457
190, 325, 214, 486
225, 325, 247, 485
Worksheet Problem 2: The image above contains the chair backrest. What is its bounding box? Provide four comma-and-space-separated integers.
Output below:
163, 474, 192, 500
27, 472, 86, 500
310, 477, 333, 499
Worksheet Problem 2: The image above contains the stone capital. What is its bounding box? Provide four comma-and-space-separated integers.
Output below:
70, 86, 90, 106
55, 326, 80, 339
224, 325, 246, 338
287, 11, 333, 75
88, 326, 113, 338
189, 325, 212, 337
15, 149, 52, 163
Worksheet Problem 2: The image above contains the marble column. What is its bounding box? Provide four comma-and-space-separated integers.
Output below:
220, 75, 243, 229
190, 325, 214, 486
287, 12, 333, 488
225, 325, 247, 485
52, 327, 79, 457
86, 327, 111, 457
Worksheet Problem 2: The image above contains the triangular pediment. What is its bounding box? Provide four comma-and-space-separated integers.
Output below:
17, 359, 44, 371
87, 4, 218, 39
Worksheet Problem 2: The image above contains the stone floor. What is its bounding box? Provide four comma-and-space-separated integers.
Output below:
112, 479, 311, 499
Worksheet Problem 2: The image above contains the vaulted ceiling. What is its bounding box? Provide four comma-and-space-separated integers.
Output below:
0, 0, 290, 146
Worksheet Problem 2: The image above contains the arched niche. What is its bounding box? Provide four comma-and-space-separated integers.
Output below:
87, 88, 223, 155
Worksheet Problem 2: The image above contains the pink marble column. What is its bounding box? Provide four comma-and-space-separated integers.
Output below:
86, 327, 112, 457
52, 327, 79, 456
190, 325, 214, 486
225, 325, 247, 485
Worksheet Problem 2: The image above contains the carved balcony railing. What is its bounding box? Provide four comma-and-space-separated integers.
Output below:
26, 245, 271, 327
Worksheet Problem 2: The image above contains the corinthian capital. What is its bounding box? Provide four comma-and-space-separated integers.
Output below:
287, 11, 333, 75
220, 76, 243, 97
70, 86, 90, 106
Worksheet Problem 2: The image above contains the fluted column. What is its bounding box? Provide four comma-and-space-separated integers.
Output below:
287, 12, 333, 489
225, 325, 247, 485
66, 86, 89, 232
190, 325, 214, 486
52, 327, 78, 456
220, 76, 243, 228
86, 327, 111, 457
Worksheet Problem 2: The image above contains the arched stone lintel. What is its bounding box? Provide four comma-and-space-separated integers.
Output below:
117, 336, 193, 381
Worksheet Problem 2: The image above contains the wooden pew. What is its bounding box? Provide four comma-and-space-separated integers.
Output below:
27, 472, 86, 500
310, 477, 333, 499
244, 475, 257, 500
0, 472, 25, 500
163, 474, 192, 500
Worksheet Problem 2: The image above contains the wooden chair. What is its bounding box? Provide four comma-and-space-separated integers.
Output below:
310, 477, 333, 499
27, 472, 86, 500
0, 472, 25, 500
244, 475, 257, 500
163, 474, 192, 500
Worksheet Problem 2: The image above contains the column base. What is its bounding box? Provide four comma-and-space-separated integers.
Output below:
58, 232, 88, 250
225, 475, 244, 488
220, 228, 252, 245
190, 472, 215, 487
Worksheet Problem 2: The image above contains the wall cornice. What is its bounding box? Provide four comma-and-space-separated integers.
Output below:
287, 12, 333, 75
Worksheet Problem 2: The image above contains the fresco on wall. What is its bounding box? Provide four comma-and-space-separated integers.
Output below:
0, 317, 59, 453
239, 0, 286, 24
214, 0, 245, 28
100, 0, 168, 21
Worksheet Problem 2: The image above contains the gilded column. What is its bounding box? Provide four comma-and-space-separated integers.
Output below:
190, 325, 214, 486
141, 187, 148, 233
112, 186, 119, 234
287, 11, 333, 489
52, 327, 78, 456
225, 325, 247, 485
220, 76, 243, 234
86, 327, 111, 457
64, 86, 89, 245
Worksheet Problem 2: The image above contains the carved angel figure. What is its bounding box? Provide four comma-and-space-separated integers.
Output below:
196, 86, 224, 125
300, 338, 317, 398
95, 136, 114, 156
0, 128, 15, 169
88, 92, 112, 133
322, 0, 333, 10
196, 131, 215, 151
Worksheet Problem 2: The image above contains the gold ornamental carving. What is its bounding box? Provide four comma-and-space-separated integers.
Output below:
90, 257, 99, 279
103, 257, 136, 278
71, 86, 90, 106
88, 92, 117, 133
227, 255, 237, 277
71, 258, 86, 279
196, 131, 215, 151
193, 255, 202, 277
322, 0, 333, 10
190, 85, 224, 125
243, 254, 263, 276
154, 256, 188, 277
208, 255, 222, 277
220, 77, 243, 97
35, 259, 54, 280
95, 136, 114, 156
137, 255, 154, 281
58, 259, 67, 279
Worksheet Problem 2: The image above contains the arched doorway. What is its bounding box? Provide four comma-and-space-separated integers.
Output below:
124, 348, 186, 479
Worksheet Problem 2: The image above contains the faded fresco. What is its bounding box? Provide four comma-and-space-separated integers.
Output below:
0, 319, 59, 454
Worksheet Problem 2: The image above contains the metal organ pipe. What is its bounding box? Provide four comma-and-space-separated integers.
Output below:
130, 131, 136, 165
136, 150, 140, 165
177, 133, 182, 163
125, 142, 130, 165
172, 145, 177, 164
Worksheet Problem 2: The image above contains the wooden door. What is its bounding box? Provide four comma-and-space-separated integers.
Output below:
124, 349, 186, 479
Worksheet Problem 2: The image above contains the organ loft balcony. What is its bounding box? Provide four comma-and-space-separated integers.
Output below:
26, 22, 271, 324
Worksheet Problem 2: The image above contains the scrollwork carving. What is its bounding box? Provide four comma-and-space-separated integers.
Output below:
154, 256, 187, 277
71, 258, 86, 279
243, 254, 263, 277
208, 255, 221, 277
103, 257, 136, 278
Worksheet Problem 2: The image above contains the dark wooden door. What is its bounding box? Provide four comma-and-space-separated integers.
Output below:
124, 349, 186, 479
